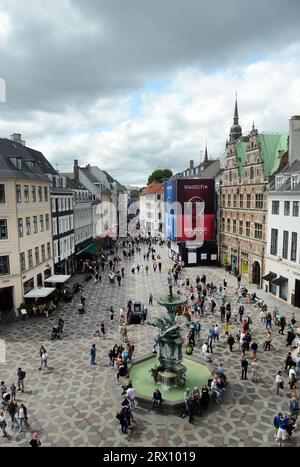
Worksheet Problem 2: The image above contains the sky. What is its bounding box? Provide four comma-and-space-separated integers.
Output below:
1, 0, 300, 186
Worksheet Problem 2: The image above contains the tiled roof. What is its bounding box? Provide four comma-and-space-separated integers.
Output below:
0, 137, 56, 181
140, 182, 164, 196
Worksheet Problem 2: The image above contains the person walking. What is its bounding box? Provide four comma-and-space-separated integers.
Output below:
110, 307, 115, 321
41, 350, 48, 372
241, 356, 248, 380
0, 412, 9, 438
290, 398, 299, 419
227, 334, 235, 352
149, 293, 153, 306
29, 432, 41, 447
90, 344, 97, 365
279, 316, 286, 335
101, 322, 106, 338
264, 331, 273, 351
251, 359, 259, 383
251, 341, 258, 360
39, 346, 47, 370
10, 383, 16, 402
187, 396, 194, 424
276, 371, 284, 395
119, 405, 131, 434
7, 401, 18, 430
17, 368, 26, 393
195, 321, 201, 339
18, 403, 27, 433
220, 304, 226, 323
275, 413, 289, 447
94, 323, 101, 338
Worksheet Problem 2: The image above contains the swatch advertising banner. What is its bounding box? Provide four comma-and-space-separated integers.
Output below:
176, 179, 216, 243
164, 179, 177, 241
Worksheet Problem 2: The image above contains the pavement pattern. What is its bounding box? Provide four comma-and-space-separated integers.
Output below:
0, 243, 299, 447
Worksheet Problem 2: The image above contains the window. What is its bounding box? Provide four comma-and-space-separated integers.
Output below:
20, 253, 26, 272
229, 172, 232, 183
228, 195, 231, 207
0, 256, 10, 275
239, 221, 243, 236
18, 218, 23, 237
33, 216, 38, 234
45, 214, 50, 230
293, 201, 299, 217
0, 184, 5, 203
276, 177, 284, 190
35, 247, 40, 265
24, 185, 29, 203
272, 201, 280, 215
44, 187, 48, 202
270, 229, 278, 256
233, 219, 237, 234
16, 185, 21, 203
284, 201, 290, 216
292, 175, 299, 189
250, 167, 254, 179
40, 215, 44, 232
239, 194, 243, 208
32, 186, 36, 202
254, 223, 263, 240
246, 222, 250, 237
38, 186, 42, 202
222, 218, 225, 231
233, 195, 237, 208
26, 217, 31, 236
291, 232, 298, 262
47, 242, 51, 259
227, 219, 231, 232
247, 194, 251, 209
282, 231, 289, 260
28, 250, 33, 269
255, 194, 263, 209
41, 245, 46, 262
0, 220, 8, 240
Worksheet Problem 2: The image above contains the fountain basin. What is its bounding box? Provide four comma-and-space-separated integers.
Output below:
130, 354, 213, 414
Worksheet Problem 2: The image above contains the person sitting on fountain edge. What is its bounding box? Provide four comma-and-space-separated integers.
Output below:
152, 389, 162, 410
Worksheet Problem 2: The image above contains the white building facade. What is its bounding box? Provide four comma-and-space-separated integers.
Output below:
139, 183, 165, 238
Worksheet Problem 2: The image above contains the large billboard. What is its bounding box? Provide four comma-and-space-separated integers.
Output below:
164, 179, 177, 241
176, 179, 216, 243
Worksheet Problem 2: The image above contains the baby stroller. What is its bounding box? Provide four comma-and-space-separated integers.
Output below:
51, 326, 61, 340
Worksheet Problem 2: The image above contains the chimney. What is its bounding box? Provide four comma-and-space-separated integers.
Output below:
11, 133, 26, 146
190, 160, 194, 170
289, 116, 300, 166
86, 164, 91, 174
74, 160, 79, 181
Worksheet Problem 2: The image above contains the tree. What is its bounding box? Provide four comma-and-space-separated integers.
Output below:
148, 169, 173, 185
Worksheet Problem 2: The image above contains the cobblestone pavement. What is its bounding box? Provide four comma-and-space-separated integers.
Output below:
0, 244, 299, 447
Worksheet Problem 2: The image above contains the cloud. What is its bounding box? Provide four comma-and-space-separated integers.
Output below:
0, 1, 300, 184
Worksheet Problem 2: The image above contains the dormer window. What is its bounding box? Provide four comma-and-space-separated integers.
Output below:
276, 177, 284, 190
291, 175, 299, 189
9, 157, 22, 170
24, 160, 34, 170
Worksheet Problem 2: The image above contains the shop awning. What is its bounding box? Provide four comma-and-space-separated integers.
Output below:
24, 287, 55, 299
44, 275, 71, 284
272, 276, 288, 287
263, 272, 277, 282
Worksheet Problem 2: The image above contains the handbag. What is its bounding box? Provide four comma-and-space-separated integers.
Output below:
116, 412, 121, 420
279, 381, 284, 389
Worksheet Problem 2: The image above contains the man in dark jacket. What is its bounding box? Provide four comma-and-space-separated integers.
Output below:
241, 357, 248, 380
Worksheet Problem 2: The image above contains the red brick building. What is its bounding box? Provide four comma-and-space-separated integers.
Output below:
219, 98, 288, 286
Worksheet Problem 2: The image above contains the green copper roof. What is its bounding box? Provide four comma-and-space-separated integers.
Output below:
234, 133, 288, 177
235, 141, 247, 177
258, 133, 288, 176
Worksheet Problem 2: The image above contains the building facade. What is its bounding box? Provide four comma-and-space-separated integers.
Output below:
264, 116, 300, 308
139, 183, 165, 238
0, 136, 54, 317
51, 175, 75, 275
219, 99, 288, 286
